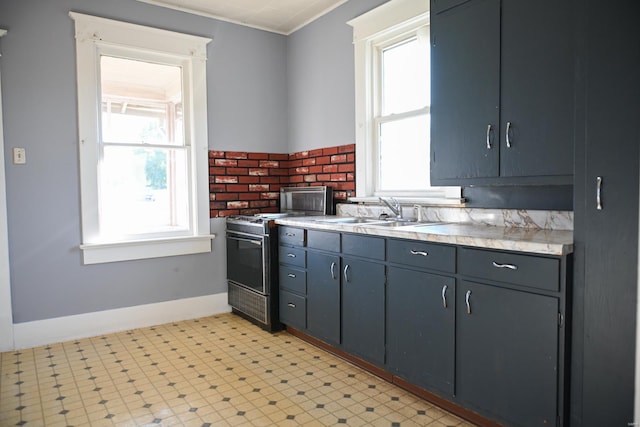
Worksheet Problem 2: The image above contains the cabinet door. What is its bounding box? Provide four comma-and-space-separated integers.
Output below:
431, 0, 500, 181
341, 257, 385, 365
306, 252, 341, 345
387, 267, 454, 394
456, 281, 558, 427
499, 0, 573, 177
573, 1, 640, 425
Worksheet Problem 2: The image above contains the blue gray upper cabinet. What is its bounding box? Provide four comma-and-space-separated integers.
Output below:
430, 0, 574, 185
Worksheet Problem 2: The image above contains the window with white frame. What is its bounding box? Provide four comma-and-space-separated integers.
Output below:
70, 12, 213, 264
348, 0, 461, 201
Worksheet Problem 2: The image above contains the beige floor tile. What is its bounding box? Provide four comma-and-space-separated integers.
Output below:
0, 313, 479, 427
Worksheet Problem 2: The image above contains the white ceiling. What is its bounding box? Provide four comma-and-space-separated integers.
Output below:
137, 0, 349, 35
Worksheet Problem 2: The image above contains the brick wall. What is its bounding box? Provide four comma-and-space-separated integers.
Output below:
209, 143, 356, 217
208, 151, 288, 217
287, 144, 355, 201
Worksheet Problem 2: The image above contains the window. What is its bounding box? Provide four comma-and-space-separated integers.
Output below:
348, 0, 460, 201
70, 12, 213, 264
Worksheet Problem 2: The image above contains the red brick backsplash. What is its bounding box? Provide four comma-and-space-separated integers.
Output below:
286, 144, 355, 202
209, 143, 356, 217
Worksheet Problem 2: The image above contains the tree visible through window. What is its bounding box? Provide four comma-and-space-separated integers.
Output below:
100, 56, 189, 239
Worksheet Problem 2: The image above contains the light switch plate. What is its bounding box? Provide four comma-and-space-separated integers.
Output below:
13, 147, 26, 165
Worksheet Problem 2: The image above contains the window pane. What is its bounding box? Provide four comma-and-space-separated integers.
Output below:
101, 56, 183, 146
100, 145, 190, 238
379, 115, 429, 191
381, 37, 429, 115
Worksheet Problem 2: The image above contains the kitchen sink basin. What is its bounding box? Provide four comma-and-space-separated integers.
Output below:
369, 220, 421, 227
314, 217, 449, 228
315, 217, 386, 224
367, 220, 449, 228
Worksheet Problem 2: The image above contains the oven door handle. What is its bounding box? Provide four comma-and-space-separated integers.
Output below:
227, 229, 267, 239
227, 235, 262, 246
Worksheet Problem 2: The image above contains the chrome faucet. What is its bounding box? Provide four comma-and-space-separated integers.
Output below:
379, 197, 402, 219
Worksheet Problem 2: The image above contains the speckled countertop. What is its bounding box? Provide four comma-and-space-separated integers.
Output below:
275, 216, 574, 256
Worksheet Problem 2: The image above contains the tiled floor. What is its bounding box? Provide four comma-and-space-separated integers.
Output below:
0, 313, 475, 426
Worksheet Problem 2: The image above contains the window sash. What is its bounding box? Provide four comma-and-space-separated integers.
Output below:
98, 144, 193, 241
374, 110, 430, 193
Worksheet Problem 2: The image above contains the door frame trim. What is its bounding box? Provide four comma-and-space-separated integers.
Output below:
0, 28, 14, 352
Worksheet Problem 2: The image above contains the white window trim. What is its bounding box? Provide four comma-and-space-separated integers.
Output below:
348, 0, 462, 203
0, 28, 15, 352
70, 12, 213, 264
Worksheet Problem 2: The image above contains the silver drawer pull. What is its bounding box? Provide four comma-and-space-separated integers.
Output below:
492, 261, 517, 270
343, 264, 350, 283
596, 176, 603, 210
465, 290, 472, 315
287, 303, 296, 308
287, 253, 296, 258
330, 262, 336, 280
285, 232, 295, 237
441, 285, 448, 309
287, 273, 296, 278
410, 250, 429, 257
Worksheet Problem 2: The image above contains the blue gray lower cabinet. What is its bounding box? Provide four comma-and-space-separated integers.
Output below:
386, 267, 455, 395
306, 251, 340, 346
456, 280, 558, 427
341, 256, 385, 365
277, 227, 568, 427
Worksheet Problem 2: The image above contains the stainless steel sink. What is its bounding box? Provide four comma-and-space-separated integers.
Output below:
314, 217, 448, 227
370, 220, 421, 227
367, 220, 448, 227
314, 217, 386, 224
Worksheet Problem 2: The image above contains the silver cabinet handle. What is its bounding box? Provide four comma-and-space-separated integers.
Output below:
330, 262, 336, 280
492, 261, 518, 270
287, 273, 296, 278
465, 290, 472, 314
441, 285, 448, 309
410, 250, 429, 257
287, 303, 296, 308
343, 264, 350, 283
505, 121, 512, 148
596, 176, 603, 210
287, 253, 296, 258
285, 232, 295, 237
486, 124, 492, 149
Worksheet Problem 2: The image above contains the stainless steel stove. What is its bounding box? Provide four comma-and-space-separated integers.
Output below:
226, 187, 333, 331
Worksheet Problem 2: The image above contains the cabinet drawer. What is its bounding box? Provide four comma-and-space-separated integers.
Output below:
458, 247, 559, 292
279, 226, 305, 246
279, 246, 306, 268
307, 230, 340, 252
279, 266, 306, 294
279, 290, 306, 329
342, 233, 385, 260
387, 239, 456, 273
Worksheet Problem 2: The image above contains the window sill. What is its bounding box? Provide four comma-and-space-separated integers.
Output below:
348, 196, 466, 207
80, 235, 215, 265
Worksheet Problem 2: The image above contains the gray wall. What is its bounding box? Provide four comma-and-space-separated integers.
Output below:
0, 0, 387, 324
0, 0, 286, 323
287, 0, 389, 153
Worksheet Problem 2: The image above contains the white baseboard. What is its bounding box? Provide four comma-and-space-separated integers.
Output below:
12, 293, 231, 350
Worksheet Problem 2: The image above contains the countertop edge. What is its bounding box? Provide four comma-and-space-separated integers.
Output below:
275, 217, 574, 256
